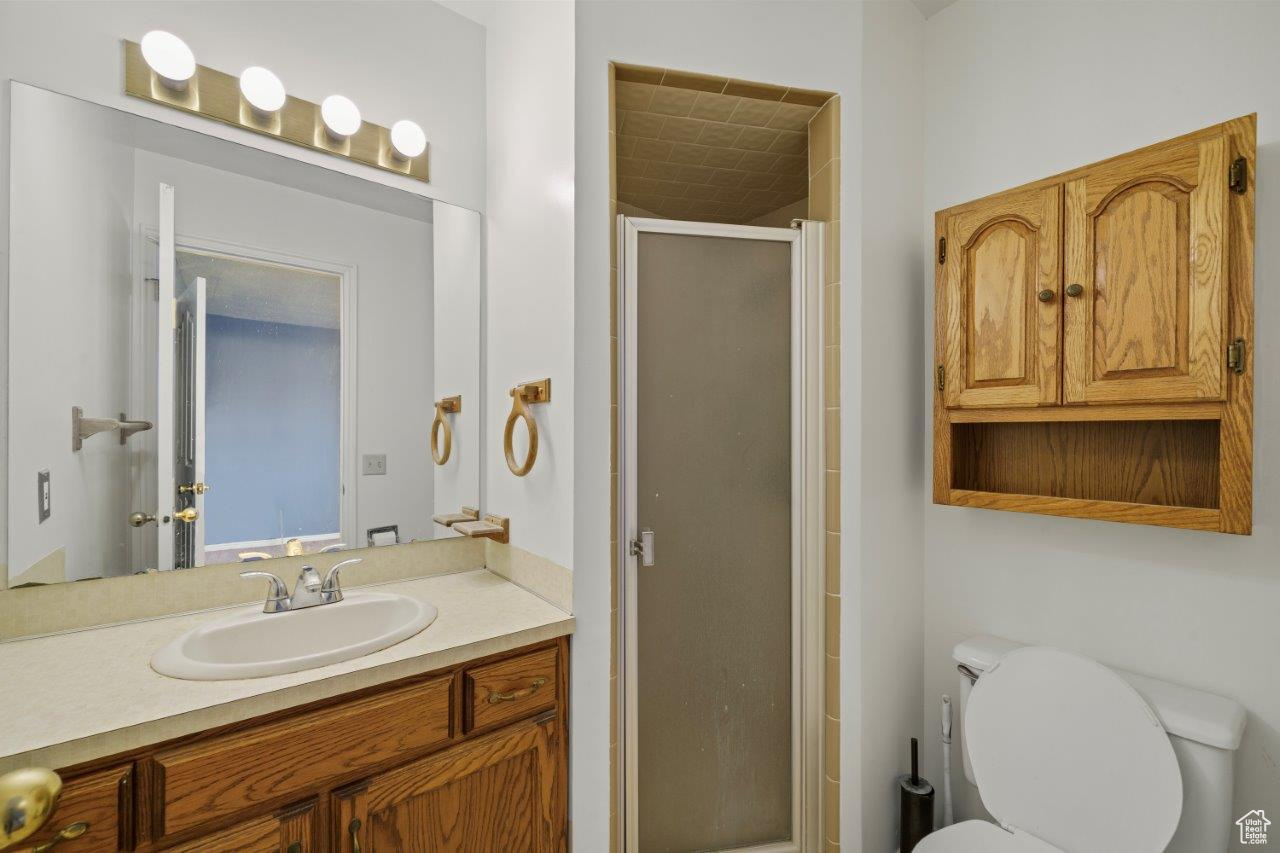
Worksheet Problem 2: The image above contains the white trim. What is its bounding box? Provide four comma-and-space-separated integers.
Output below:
617, 216, 824, 852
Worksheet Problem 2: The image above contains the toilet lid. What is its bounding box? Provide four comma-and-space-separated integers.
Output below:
966, 647, 1182, 853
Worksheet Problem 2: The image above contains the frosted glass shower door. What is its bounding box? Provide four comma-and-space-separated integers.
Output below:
623, 221, 804, 853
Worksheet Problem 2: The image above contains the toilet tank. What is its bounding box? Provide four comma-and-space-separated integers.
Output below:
953, 636, 1246, 853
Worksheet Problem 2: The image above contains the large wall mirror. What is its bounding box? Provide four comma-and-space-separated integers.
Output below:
7, 82, 481, 586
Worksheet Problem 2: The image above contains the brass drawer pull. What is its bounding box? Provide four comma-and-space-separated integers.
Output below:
487, 677, 548, 705
33, 821, 89, 851
430, 395, 461, 465
348, 817, 362, 853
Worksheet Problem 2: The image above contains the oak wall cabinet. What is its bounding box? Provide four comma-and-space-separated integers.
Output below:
22, 638, 568, 852
933, 116, 1254, 533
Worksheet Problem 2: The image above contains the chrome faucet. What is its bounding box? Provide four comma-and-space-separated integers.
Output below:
240, 558, 362, 613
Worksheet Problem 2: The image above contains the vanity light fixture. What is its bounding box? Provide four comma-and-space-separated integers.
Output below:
239, 66, 286, 113
321, 94, 362, 139
390, 119, 427, 160
139, 30, 195, 87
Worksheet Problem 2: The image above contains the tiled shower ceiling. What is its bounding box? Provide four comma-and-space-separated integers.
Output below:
615, 64, 830, 224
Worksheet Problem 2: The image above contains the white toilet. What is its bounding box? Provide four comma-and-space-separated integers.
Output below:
917, 636, 1246, 853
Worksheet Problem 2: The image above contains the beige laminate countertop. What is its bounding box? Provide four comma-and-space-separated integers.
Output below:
0, 569, 573, 774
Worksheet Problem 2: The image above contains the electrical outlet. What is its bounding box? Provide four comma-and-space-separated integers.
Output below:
362, 454, 387, 476
37, 470, 51, 522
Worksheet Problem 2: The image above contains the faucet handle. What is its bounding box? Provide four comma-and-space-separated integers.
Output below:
240, 571, 289, 612
322, 558, 363, 600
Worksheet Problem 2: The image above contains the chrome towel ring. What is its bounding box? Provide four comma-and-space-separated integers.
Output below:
504, 379, 551, 477
430, 395, 461, 465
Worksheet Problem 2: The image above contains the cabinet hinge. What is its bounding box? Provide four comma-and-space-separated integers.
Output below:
936, 365, 945, 391
1228, 338, 1246, 375
1229, 157, 1248, 195
938, 236, 947, 264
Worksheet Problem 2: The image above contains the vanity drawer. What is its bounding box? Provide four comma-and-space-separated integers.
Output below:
464, 646, 559, 733
151, 675, 451, 838
19, 764, 132, 852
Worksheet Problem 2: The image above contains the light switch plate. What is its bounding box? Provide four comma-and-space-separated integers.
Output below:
362, 454, 387, 476
37, 470, 51, 522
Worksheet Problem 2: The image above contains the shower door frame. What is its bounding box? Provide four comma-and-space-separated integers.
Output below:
617, 216, 825, 852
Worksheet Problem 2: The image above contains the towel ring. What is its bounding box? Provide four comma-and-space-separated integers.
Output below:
504, 379, 551, 477
430, 395, 461, 465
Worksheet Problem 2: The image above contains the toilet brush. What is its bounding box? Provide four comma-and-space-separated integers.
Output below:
898, 737, 934, 853
941, 695, 954, 826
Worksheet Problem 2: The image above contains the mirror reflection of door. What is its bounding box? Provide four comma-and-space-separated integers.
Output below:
171, 251, 343, 567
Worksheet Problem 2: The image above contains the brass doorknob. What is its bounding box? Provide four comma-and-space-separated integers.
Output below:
1037, 289, 1055, 303
0, 767, 62, 848
174, 507, 199, 523
1066, 283, 1085, 297
179, 482, 211, 495
128, 511, 157, 528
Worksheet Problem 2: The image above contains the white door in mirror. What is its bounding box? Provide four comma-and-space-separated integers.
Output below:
151, 592, 437, 680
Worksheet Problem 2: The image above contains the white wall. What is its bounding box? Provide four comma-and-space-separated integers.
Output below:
8, 85, 137, 582
574, 2, 864, 848
857, 3, 925, 850
922, 0, 1280, 835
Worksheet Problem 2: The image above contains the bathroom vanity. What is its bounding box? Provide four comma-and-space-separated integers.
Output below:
0, 570, 572, 852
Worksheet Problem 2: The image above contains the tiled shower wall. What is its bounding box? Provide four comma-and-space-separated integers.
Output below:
606, 64, 842, 850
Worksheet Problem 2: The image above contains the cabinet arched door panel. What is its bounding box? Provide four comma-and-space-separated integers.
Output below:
1063, 133, 1229, 403
940, 183, 1062, 408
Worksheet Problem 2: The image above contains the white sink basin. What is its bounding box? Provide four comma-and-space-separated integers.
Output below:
151, 592, 437, 680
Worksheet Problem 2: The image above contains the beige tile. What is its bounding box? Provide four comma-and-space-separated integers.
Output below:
825, 282, 840, 346
825, 649, 840, 717
609, 199, 617, 267
616, 135, 637, 158
744, 188, 781, 207
644, 160, 682, 182
809, 161, 836, 220
661, 69, 728, 93
824, 776, 841, 840
649, 85, 699, 117
824, 713, 841, 780
614, 63, 664, 85
653, 179, 688, 198
737, 150, 779, 172
708, 169, 746, 188
617, 157, 645, 177
675, 164, 715, 184
725, 79, 786, 101
616, 81, 655, 112
735, 126, 780, 152
825, 469, 841, 533
668, 142, 710, 165
689, 92, 740, 123
685, 184, 721, 201
769, 130, 807, 155
740, 171, 779, 190
658, 116, 704, 143
631, 138, 672, 160
622, 111, 665, 139
729, 98, 781, 127
824, 840, 840, 853
769, 102, 820, 131
771, 153, 808, 176
825, 531, 840, 595
825, 596, 841, 658
825, 407, 840, 471
826, 222, 840, 284
809, 99, 836, 172
703, 147, 745, 170
687, 198, 720, 216
785, 87, 833, 108
697, 122, 744, 149
714, 186, 750, 204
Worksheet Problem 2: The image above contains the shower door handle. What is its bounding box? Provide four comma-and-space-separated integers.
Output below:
630, 528, 655, 567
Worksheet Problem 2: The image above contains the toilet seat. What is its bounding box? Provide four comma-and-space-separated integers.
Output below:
917, 646, 1182, 853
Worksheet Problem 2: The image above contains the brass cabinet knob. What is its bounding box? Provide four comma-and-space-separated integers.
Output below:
128, 512, 157, 528
179, 482, 211, 495
1066, 283, 1085, 297
1037, 289, 1055, 303
174, 507, 199, 523
0, 767, 62, 848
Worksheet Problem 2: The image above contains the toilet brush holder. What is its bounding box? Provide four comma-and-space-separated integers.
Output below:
898, 737, 934, 853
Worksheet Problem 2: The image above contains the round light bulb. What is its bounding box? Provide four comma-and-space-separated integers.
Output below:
390, 120, 427, 159
140, 31, 195, 85
321, 95, 362, 138
239, 66, 286, 113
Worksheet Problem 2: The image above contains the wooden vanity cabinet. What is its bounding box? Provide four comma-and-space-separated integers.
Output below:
46, 638, 568, 852
934, 115, 1254, 532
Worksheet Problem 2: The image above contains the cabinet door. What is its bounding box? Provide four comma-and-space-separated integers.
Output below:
940, 183, 1062, 408
1063, 132, 1228, 403
14, 764, 132, 852
335, 717, 562, 852
165, 800, 315, 852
